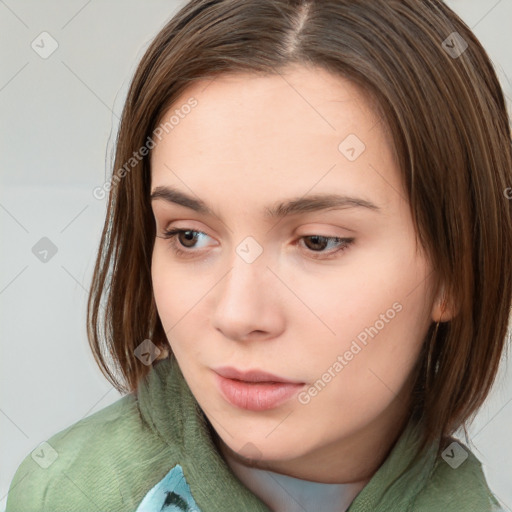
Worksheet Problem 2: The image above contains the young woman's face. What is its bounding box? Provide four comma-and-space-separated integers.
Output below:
151, 65, 439, 481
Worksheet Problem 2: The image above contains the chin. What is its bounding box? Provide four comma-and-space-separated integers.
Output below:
218, 426, 313, 463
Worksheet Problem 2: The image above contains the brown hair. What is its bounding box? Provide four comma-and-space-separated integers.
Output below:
87, 0, 512, 459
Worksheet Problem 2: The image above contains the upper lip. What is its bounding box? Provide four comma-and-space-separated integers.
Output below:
214, 366, 303, 384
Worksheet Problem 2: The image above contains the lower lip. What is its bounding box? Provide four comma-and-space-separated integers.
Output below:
215, 374, 305, 411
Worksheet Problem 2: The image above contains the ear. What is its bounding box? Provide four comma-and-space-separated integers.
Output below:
431, 284, 457, 323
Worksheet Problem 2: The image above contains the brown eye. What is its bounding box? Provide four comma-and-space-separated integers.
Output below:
176, 230, 200, 248
298, 235, 354, 260
158, 228, 212, 257
302, 235, 330, 251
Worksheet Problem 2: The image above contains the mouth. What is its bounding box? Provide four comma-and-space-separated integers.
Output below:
213, 366, 306, 411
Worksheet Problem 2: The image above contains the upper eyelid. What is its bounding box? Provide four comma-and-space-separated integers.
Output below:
161, 227, 353, 245
160, 226, 350, 238
156, 217, 357, 233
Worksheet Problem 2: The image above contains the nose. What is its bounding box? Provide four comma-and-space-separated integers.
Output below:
211, 246, 285, 343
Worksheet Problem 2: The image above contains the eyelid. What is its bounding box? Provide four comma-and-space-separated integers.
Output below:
158, 218, 214, 236
296, 222, 358, 235
157, 219, 355, 242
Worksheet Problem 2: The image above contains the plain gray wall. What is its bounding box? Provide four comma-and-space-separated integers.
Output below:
1, 1, 511, 510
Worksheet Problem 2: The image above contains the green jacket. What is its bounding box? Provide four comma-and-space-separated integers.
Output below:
6, 356, 504, 511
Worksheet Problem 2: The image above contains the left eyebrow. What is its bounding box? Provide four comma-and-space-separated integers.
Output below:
150, 185, 381, 219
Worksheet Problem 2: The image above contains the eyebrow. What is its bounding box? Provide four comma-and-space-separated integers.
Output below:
150, 185, 381, 219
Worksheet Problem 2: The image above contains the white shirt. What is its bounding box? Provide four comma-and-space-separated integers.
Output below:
223, 451, 369, 512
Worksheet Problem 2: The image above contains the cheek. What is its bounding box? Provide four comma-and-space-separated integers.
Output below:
288, 242, 430, 399
292, 305, 427, 446
151, 247, 173, 317
151, 246, 213, 360
284, 243, 426, 344
151, 245, 198, 316
151, 247, 190, 340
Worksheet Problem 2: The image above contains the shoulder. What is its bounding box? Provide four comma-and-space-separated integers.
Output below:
6, 392, 171, 512
412, 439, 504, 511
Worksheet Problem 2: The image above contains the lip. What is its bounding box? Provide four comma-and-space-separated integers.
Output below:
213, 366, 305, 411
214, 366, 303, 384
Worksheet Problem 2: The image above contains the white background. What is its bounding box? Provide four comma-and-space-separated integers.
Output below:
1, 1, 511, 510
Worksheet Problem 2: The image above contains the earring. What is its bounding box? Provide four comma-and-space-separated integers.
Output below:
426, 297, 445, 385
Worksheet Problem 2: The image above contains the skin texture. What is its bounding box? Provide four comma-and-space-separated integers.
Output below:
150, 64, 450, 484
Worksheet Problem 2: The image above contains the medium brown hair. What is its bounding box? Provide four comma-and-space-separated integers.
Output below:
87, 0, 512, 458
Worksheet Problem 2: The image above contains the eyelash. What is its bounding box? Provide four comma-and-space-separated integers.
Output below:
159, 228, 354, 260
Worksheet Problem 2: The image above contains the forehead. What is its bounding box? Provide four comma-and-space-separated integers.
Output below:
158, 65, 380, 135
150, 65, 402, 214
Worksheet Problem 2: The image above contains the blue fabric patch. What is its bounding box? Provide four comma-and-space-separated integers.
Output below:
135, 464, 201, 511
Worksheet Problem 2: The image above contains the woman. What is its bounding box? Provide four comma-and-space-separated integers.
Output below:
7, 1, 511, 510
